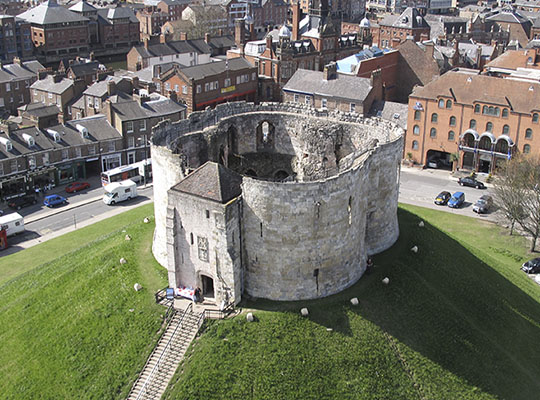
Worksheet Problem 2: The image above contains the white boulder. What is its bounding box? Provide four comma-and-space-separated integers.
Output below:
350, 297, 359, 306
134, 283, 142, 291
300, 308, 309, 317
120, 257, 127, 264
418, 221, 425, 227
411, 245, 418, 253
246, 312, 254, 322
382, 277, 390, 285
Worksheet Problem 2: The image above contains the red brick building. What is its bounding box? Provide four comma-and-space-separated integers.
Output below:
154, 57, 257, 113
18, 0, 90, 61
406, 69, 540, 173
371, 7, 430, 49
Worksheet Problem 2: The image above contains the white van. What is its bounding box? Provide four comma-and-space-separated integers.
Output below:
103, 179, 138, 205
0, 212, 25, 236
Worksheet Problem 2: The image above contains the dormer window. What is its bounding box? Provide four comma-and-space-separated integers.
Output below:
0, 137, 12, 151
22, 133, 35, 147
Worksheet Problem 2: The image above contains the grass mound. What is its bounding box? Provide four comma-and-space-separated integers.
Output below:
0, 204, 167, 399
164, 205, 540, 400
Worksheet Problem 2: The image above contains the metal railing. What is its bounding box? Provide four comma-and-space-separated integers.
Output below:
134, 303, 193, 400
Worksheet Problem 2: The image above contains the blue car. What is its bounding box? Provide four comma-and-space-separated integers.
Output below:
448, 192, 465, 208
44, 194, 67, 207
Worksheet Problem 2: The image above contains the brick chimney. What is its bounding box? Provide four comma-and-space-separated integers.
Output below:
107, 80, 116, 96
179, 32, 187, 40
131, 76, 139, 90
205, 32, 211, 43
265, 34, 272, 51
13, 57, 21, 66
235, 19, 246, 47
144, 38, 150, 49
52, 74, 63, 83
292, 2, 301, 41
89, 51, 95, 61
323, 62, 337, 80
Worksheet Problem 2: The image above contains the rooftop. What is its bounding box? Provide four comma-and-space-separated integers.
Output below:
283, 69, 373, 102
171, 161, 242, 203
19, 0, 88, 25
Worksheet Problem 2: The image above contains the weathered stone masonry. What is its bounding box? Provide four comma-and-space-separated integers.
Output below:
152, 101, 404, 304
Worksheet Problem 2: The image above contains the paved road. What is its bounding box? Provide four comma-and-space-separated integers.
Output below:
399, 166, 496, 220
1, 166, 497, 256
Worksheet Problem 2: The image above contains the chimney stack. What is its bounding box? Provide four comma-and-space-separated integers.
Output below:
89, 51, 95, 61
265, 34, 272, 51
107, 80, 116, 96
292, 2, 301, 41
323, 62, 337, 80
144, 38, 150, 49
179, 31, 187, 40
13, 57, 21, 66
205, 32, 211, 43
235, 19, 246, 47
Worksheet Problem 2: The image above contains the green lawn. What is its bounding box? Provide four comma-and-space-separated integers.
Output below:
0, 204, 168, 399
164, 205, 540, 400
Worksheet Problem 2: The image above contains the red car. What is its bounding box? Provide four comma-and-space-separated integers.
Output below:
65, 182, 90, 193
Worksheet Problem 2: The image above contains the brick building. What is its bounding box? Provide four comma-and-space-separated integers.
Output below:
371, 7, 430, 49
0, 58, 44, 115
227, 1, 371, 101
137, 6, 169, 41
153, 57, 257, 113
0, 15, 33, 63
157, 0, 190, 22
30, 74, 86, 120
0, 115, 123, 200
96, 6, 140, 51
282, 63, 384, 115
18, 0, 90, 62
406, 69, 540, 173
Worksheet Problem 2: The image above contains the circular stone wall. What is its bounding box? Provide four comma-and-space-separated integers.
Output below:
151, 102, 403, 300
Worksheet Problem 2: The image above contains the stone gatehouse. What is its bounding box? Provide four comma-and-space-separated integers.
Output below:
151, 102, 404, 305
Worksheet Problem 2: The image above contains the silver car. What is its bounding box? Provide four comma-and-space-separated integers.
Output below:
473, 195, 493, 214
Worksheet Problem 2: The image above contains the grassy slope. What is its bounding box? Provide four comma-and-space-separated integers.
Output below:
0, 204, 168, 399
0, 205, 156, 286
164, 205, 540, 400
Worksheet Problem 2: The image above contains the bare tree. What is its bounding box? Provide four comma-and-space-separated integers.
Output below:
493, 154, 540, 251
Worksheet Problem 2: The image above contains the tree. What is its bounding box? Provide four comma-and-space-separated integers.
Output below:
493, 154, 540, 251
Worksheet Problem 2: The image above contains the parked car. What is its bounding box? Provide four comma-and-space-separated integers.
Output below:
434, 191, 451, 205
44, 194, 67, 207
65, 181, 90, 193
521, 258, 540, 274
473, 195, 493, 214
458, 176, 485, 189
8, 194, 37, 210
427, 158, 441, 168
448, 192, 465, 208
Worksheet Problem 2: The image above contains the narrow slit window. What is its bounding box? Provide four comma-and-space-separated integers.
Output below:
348, 197, 352, 225
190, 232, 194, 245
260, 222, 263, 237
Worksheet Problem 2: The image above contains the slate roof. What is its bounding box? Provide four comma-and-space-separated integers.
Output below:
381, 7, 429, 29
18, 102, 60, 118
111, 94, 186, 121
283, 69, 373, 102
0, 60, 44, 83
68, 61, 102, 78
411, 69, 540, 114
69, 1, 97, 12
18, 0, 88, 25
171, 161, 242, 204
159, 0, 190, 5
30, 76, 74, 95
97, 7, 138, 23
83, 76, 125, 97
370, 100, 408, 130
0, 127, 51, 160
486, 9, 529, 24
178, 58, 253, 80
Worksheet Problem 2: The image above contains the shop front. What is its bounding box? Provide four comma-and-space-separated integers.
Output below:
102, 153, 122, 172
56, 160, 86, 185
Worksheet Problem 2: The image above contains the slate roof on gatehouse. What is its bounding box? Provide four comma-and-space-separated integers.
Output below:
171, 161, 243, 203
